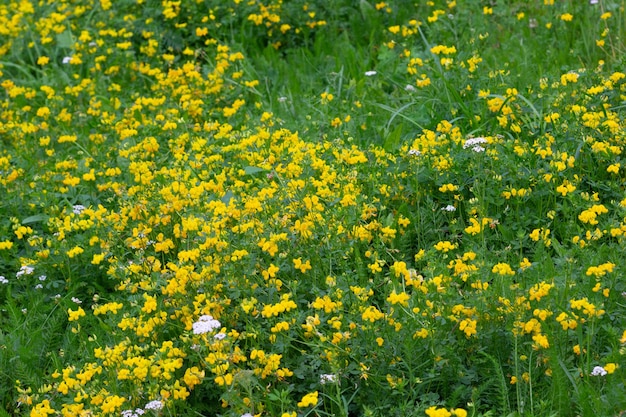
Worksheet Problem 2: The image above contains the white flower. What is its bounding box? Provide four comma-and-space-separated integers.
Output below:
0, 276, 8, 284
39, 275, 47, 281
405, 84, 417, 92
320, 373, 338, 384
16, 265, 34, 277
73, 204, 86, 215
35, 284, 43, 289
364, 70, 377, 76
408, 149, 421, 156
463, 137, 488, 149
121, 409, 145, 417
590, 0, 598, 4
277, 96, 288, 102
241, 414, 254, 417
144, 400, 163, 411
72, 297, 82, 304
442, 205, 456, 212
591, 366, 607, 376
214, 333, 227, 340
471, 145, 485, 153
62, 56, 72, 64
192, 315, 221, 334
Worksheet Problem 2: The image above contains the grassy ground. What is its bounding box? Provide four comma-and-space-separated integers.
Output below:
1, 1, 626, 416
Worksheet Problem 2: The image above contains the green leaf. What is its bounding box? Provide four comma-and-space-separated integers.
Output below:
243, 166, 266, 176
359, 0, 377, 22
56, 31, 73, 49
221, 190, 234, 205
383, 123, 403, 151
22, 214, 48, 224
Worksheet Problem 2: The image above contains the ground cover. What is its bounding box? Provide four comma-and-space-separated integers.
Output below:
1, 1, 626, 416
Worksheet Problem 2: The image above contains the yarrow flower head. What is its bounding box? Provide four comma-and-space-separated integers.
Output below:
442, 205, 456, 212
0, 276, 8, 284
463, 137, 487, 148
121, 409, 144, 417
144, 400, 163, 411
73, 204, 86, 215
319, 373, 338, 384
463, 137, 487, 153
364, 70, 377, 76
192, 315, 221, 334
408, 149, 421, 156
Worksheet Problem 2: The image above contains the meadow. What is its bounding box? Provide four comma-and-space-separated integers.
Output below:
1, 0, 626, 416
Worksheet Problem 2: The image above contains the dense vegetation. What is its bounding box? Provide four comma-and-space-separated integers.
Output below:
1, 1, 625, 416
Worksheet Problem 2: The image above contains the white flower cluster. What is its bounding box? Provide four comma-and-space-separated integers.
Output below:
192, 315, 221, 335
73, 204, 86, 215
144, 400, 164, 410
16, 265, 34, 278
121, 400, 163, 417
408, 149, 422, 156
121, 409, 144, 417
590, 366, 608, 376
463, 137, 488, 153
320, 373, 338, 384
441, 205, 456, 212
0, 276, 8, 284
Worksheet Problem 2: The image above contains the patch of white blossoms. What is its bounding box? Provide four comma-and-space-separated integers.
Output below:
192, 315, 221, 335
463, 137, 488, 153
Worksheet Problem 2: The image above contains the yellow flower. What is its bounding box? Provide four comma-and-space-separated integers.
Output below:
293, 257, 312, 273
452, 409, 467, 417
492, 262, 515, 276
387, 290, 410, 307
297, 391, 318, 408
68, 307, 86, 322
0, 240, 14, 250
459, 318, 477, 338
607, 163, 620, 174
434, 240, 457, 252
362, 306, 384, 322
425, 406, 452, 417
604, 363, 618, 374
439, 183, 459, 192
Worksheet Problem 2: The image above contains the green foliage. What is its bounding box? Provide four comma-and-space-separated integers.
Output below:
1, 1, 626, 417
